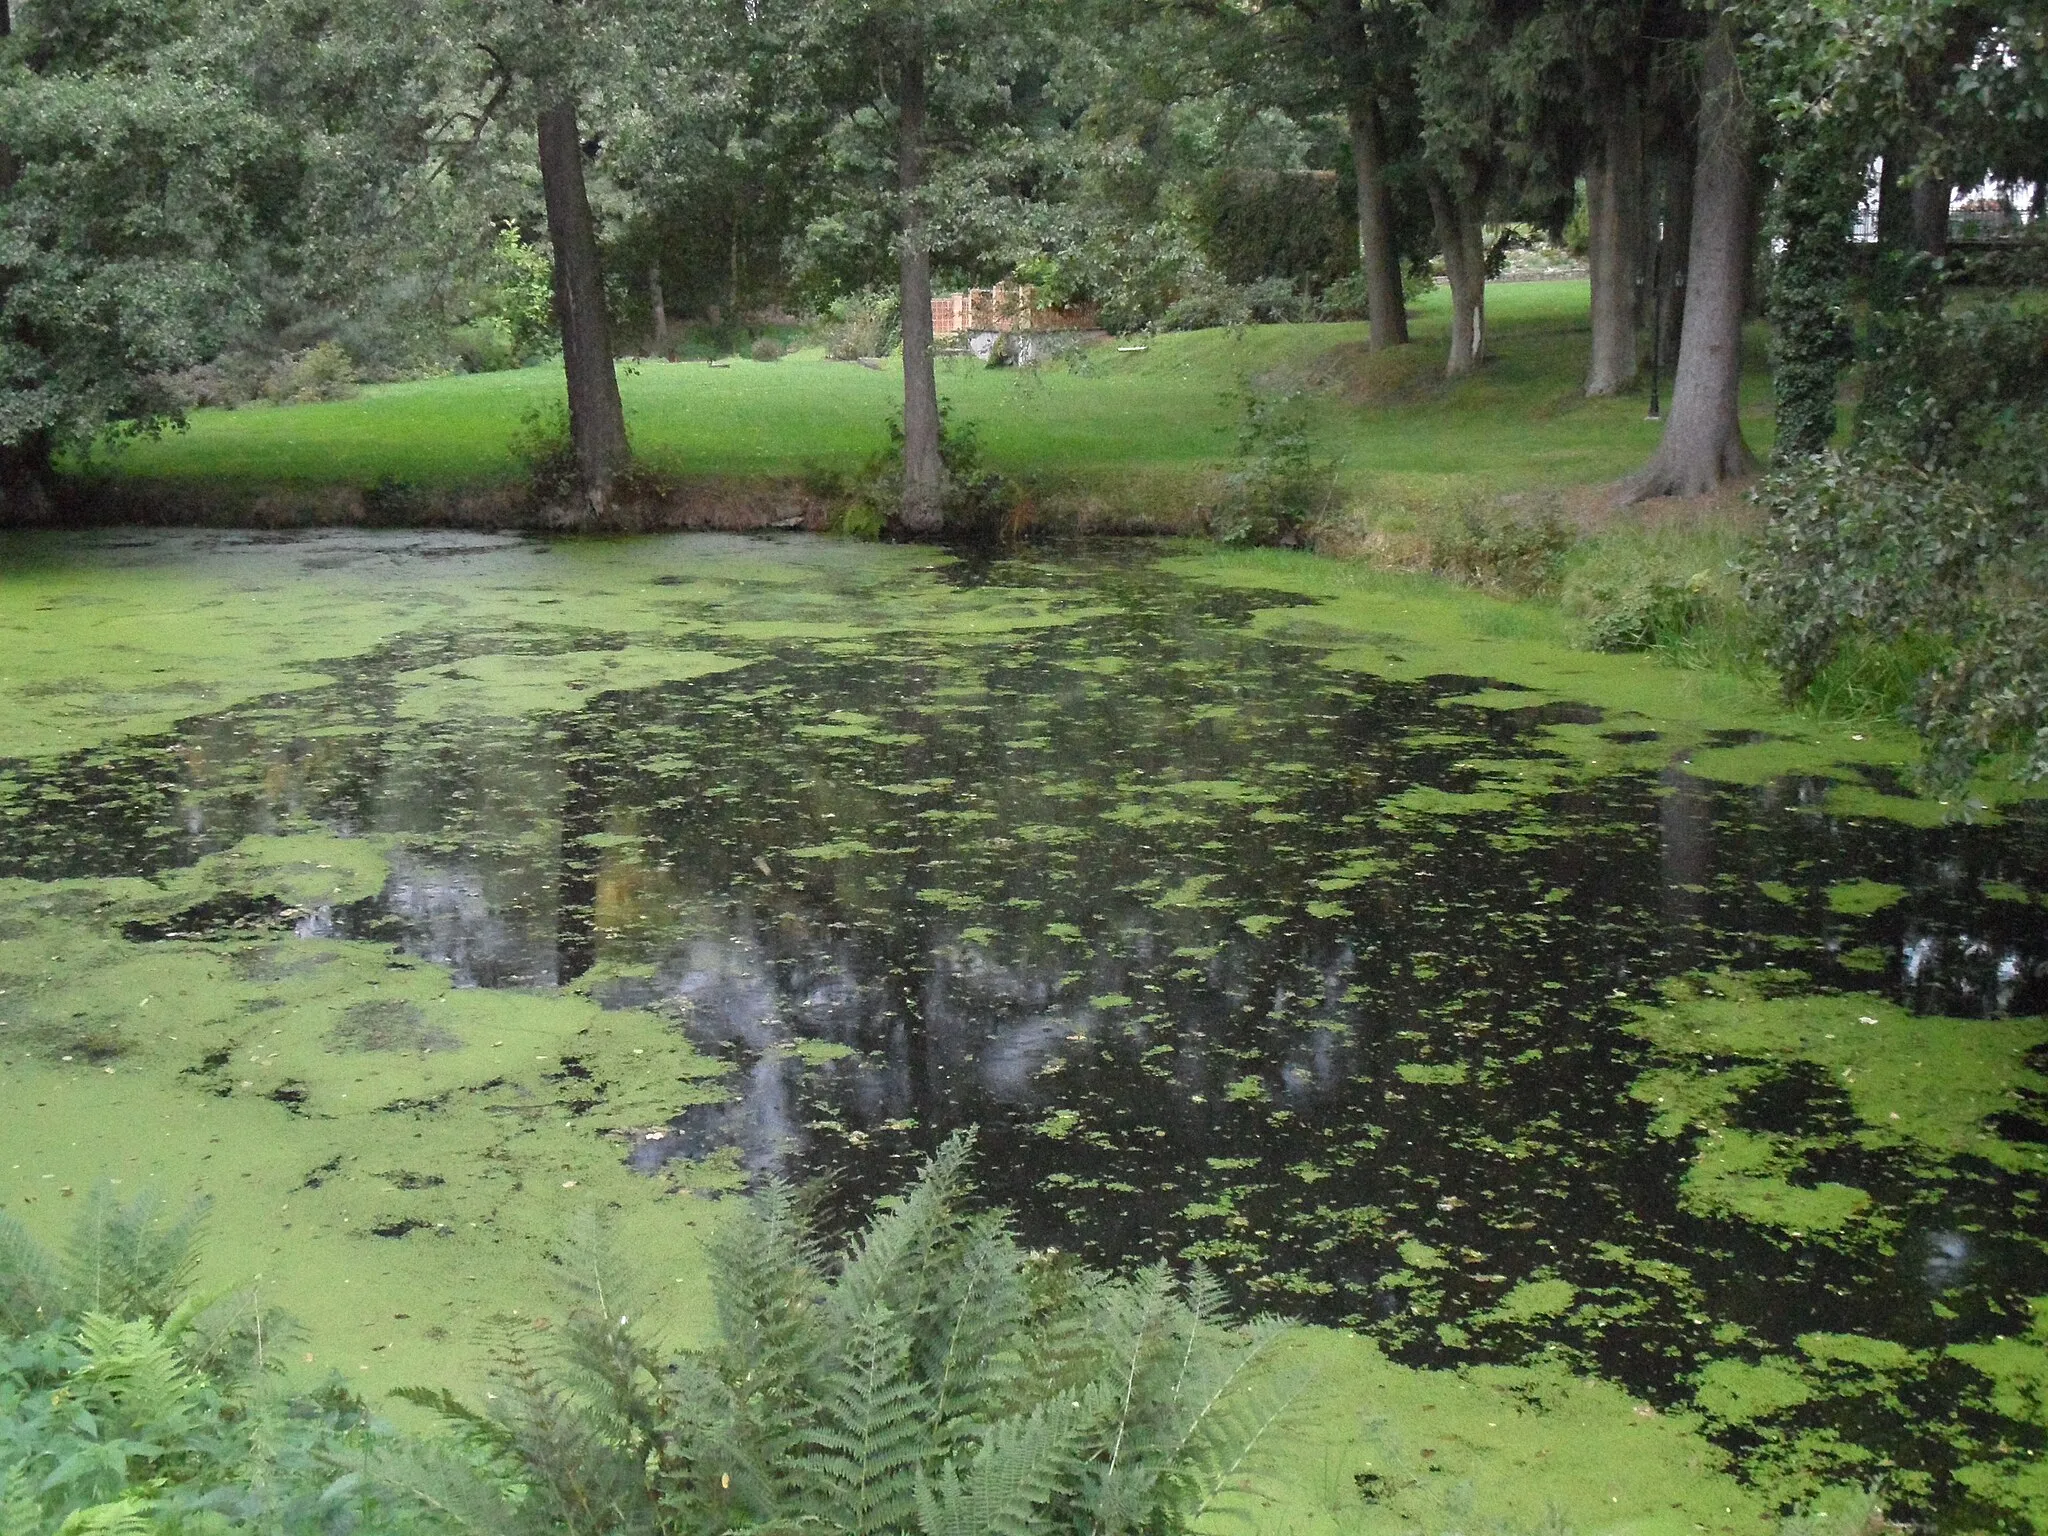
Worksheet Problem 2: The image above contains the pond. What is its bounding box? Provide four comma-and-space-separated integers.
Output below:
1, 530, 2044, 1532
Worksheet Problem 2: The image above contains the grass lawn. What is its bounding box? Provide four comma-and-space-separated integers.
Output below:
93, 281, 1778, 505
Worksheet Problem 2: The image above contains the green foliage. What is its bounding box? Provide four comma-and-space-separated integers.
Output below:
1427, 503, 1572, 597
821, 292, 900, 363
1211, 387, 1336, 546
1577, 576, 1708, 654
749, 336, 784, 363
1746, 303, 2048, 785
0, 1189, 445, 1536
0, 50, 267, 473
1191, 170, 1354, 292
837, 408, 1015, 540
472, 230, 559, 367
510, 402, 581, 508
1765, 138, 1860, 460
261, 344, 362, 407
1159, 279, 1311, 333
412, 1132, 1299, 1536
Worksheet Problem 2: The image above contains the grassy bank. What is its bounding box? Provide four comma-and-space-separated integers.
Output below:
86, 281, 1776, 518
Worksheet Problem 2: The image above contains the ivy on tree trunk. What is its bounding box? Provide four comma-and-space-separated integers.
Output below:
538, 98, 630, 516
1766, 132, 1859, 460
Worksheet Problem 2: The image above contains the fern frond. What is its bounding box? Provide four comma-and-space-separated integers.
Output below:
804, 1298, 930, 1536
916, 1400, 1087, 1536
53, 1497, 154, 1536
365, 1435, 529, 1533
923, 1211, 1029, 1442
62, 1188, 206, 1323
389, 1386, 521, 1458
1, 1466, 45, 1536
74, 1312, 207, 1444
0, 1211, 63, 1338
833, 1130, 976, 1326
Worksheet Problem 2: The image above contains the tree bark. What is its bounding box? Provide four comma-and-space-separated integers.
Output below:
1620, 21, 1758, 501
1347, 95, 1408, 350
896, 49, 944, 535
1910, 172, 1950, 257
1875, 148, 1906, 247
1585, 80, 1645, 396
1654, 138, 1693, 370
649, 263, 668, 357
537, 99, 629, 516
1427, 174, 1485, 377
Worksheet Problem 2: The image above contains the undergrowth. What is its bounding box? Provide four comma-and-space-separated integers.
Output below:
0, 1189, 439, 1536
2, 1140, 1300, 1535
401, 1130, 1302, 1536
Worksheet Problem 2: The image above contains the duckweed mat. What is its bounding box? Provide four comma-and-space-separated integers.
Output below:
2, 531, 2045, 1532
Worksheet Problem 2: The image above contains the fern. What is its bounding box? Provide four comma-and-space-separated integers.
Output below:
804, 1298, 929, 1534
430, 1129, 1302, 1536
915, 1400, 1087, 1536
51, 1498, 153, 1536
61, 1189, 206, 1325
0, 1216, 64, 1345
73, 1313, 208, 1446
1, 1468, 43, 1536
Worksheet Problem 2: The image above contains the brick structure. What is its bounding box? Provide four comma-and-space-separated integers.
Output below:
931, 282, 1098, 339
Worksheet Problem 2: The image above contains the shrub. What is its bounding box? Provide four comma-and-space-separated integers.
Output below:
0, 1189, 448, 1535
822, 292, 898, 360
1428, 503, 1573, 596
1580, 576, 1707, 652
1158, 278, 1308, 333
1744, 302, 2048, 785
484, 227, 559, 364
260, 341, 359, 405
509, 401, 579, 509
836, 408, 1014, 539
749, 334, 784, 362
1210, 386, 1336, 546
407, 1132, 1298, 1536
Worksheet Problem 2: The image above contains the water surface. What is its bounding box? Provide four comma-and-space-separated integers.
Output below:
2, 531, 2044, 1529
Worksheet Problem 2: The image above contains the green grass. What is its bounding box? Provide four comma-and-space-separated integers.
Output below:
93, 281, 1777, 500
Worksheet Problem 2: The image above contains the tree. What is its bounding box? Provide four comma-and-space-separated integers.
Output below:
1577, 3, 1657, 396
536, 98, 630, 507
1620, 14, 1757, 500
0, 0, 285, 510
430, 0, 641, 513
794, 0, 1053, 533
1412, 0, 1516, 377
1259, 0, 1419, 350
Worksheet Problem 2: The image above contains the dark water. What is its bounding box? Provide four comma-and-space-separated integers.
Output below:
4, 547, 2047, 1519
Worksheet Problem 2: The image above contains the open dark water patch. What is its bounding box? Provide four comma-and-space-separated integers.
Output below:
3, 538, 2047, 1525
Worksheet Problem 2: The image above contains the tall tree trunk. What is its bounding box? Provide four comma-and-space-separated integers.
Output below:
896, 50, 943, 535
649, 263, 668, 357
1910, 172, 1950, 257
1875, 148, 1906, 247
1654, 139, 1693, 371
1427, 175, 1486, 377
537, 99, 629, 516
1585, 80, 1645, 396
1348, 95, 1408, 350
1620, 21, 1758, 501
